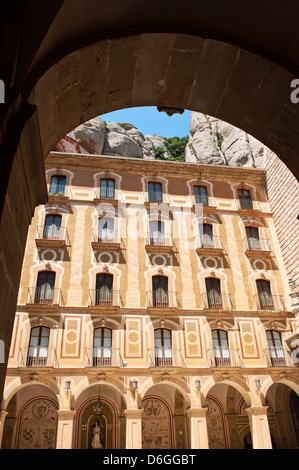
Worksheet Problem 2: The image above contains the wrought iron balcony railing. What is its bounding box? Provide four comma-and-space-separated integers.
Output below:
48, 184, 72, 199
35, 226, 70, 245
18, 347, 57, 368
148, 348, 183, 368
236, 198, 262, 212
253, 295, 286, 312
85, 347, 121, 368
201, 293, 234, 310
243, 238, 271, 253
146, 291, 179, 309
26, 287, 64, 306
195, 235, 224, 250
263, 348, 296, 367
208, 348, 243, 368
145, 232, 174, 249
91, 229, 121, 244
193, 196, 217, 208
88, 289, 122, 308
94, 188, 124, 203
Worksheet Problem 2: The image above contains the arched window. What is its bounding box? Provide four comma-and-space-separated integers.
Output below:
93, 327, 112, 366
152, 276, 168, 307
95, 273, 113, 306
238, 188, 253, 210
205, 278, 222, 308
27, 326, 50, 367
100, 179, 115, 199
44, 214, 62, 239
154, 328, 172, 366
199, 223, 214, 247
35, 271, 56, 304
194, 185, 208, 205
256, 279, 273, 309
50, 175, 66, 196
266, 330, 286, 366
212, 329, 230, 366
148, 182, 162, 203
98, 217, 114, 242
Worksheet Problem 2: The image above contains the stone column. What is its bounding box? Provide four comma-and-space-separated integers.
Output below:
0, 97, 48, 404
245, 406, 272, 449
0, 410, 8, 448
187, 408, 209, 449
125, 409, 143, 449
56, 410, 77, 449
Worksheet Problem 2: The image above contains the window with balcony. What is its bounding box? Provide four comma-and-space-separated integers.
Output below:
194, 185, 208, 205
27, 326, 50, 367
246, 226, 261, 250
205, 277, 222, 308
149, 220, 165, 245
152, 275, 168, 307
154, 328, 172, 366
238, 188, 253, 210
148, 182, 162, 203
93, 327, 112, 367
35, 271, 56, 305
100, 179, 115, 200
95, 273, 113, 306
199, 223, 214, 248
98, 217, 114, 242
256, 279, 273, 309
44, 214, 62, 240
266, 330, 286, 366
49, 175, 66, 196
212, 329, 231, 367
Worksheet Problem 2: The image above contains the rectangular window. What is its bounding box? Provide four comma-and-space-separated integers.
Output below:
246, 226, 261, 250
150, 220, 165, 245
194, 186, 208, 205
200, 223, 214, 247
148, 182, 162, 203
256, 280, 273, 309
238, 189, 253, 210
50, 175, 66, 196
100, 179, 115, 199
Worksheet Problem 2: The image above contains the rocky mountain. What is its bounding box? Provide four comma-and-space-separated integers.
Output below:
185, 112, 265, 168
58, 112, 265, 168
72, 117, 172, 160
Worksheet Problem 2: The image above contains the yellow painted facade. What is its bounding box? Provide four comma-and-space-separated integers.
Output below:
1, 152, 298, 449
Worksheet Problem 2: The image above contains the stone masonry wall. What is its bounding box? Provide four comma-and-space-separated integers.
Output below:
265, 149, 299, 289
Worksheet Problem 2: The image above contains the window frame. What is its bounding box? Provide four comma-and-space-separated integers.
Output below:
148, 181, 163, 203
49, 175, 66, 196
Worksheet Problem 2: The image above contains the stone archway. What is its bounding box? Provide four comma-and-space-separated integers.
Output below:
206, 382, 252, 449
74, 383, 126, 449
1, 5, 299, 407
266, 382, 299, 449
1, 384, 59, 449
141, 384, 189, 450
76, 396, 118, 450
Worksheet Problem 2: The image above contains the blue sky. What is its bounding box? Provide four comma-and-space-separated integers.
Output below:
99, 106, 192, 138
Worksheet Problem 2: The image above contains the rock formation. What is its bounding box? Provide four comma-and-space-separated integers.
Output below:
68, 112, 265, 168
185, 112, 264, 168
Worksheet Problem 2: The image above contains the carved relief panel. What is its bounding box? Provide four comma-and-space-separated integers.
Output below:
206, 397, 227, 449
142, 398, 172, 449
18, 398, 58, 449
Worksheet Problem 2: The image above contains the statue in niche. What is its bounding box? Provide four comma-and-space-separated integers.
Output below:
91, 421, 102, 449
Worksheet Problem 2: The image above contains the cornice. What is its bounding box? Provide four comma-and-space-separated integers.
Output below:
46, 152, 267, 185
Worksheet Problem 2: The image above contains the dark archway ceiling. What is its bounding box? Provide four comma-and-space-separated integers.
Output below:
1, 1, 299, 178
